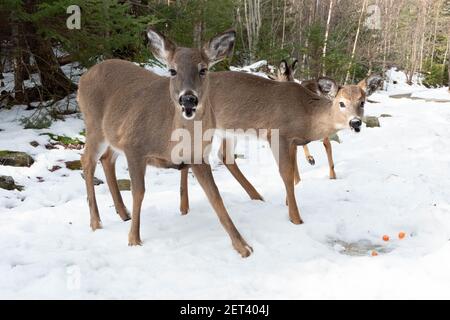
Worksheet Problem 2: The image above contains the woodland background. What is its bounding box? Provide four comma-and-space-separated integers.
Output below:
1, 0, 450, 111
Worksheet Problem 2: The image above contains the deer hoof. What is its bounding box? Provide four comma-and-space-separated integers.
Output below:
128, 234, 143, 246
307, 156, 316, 166
180, 207, 190, 215
90, 220, 102, 231
250, 193, 264, 201
121, 211, 132, 222
290, 217, 304, 225
233, 241, 253, 258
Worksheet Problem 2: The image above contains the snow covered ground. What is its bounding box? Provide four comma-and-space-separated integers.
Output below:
410, 87, 450, 101
1, 66, 450, 299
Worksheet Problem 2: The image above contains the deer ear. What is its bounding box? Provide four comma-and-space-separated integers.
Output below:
357, 78, 367, 92
291, 59, 298, 74
203, 30, 236, 67
147, 28, 176, 65
363, 74, 384, 96
279, 60, 288, 75
317, 77, 339, 99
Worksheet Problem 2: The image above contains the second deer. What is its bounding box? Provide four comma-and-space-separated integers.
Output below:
278, 59, 383, 182
180, 65, 368, 224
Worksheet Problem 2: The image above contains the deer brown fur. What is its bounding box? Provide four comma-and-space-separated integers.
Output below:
180, 64, 367, 223
78, 28, 254, 257
207, 71, 366, 223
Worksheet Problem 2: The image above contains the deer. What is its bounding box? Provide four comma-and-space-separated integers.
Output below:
300, 73, 383, 180
179, 67, 367, 224
276, 60, 384, 182
178, 59, 335, 214
77, 28, 254, 258
179, 60, 380, 214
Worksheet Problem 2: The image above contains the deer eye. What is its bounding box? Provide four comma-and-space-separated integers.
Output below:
339, 102, 346, 108
169, 69, 177, 77
360, 101, 365, 108
199, 68, 207, 77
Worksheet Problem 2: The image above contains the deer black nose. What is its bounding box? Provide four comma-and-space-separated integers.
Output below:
349, 118, 362, 132
179, 94, 198, 108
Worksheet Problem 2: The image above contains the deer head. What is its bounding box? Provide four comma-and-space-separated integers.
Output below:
147, 28, 236, 120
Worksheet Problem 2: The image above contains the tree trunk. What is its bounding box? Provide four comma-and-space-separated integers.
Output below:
281, 0, 287, 49
193, 0, 204, 49
430, 1, 441, 68
448, 63, 450, 90
193, 22, 203, 49
322, 0, 334, 76
12, 22, 25, 104
243, 0, 262, 63
23, 0, 77, 100
345, 0, 368, 84
443, 35, 449, 87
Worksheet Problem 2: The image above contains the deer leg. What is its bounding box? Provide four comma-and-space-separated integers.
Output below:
125, 154, 147, 246
286, 143, 300, 205
81, 141, 103, 231
274, 139, 304, 225
219, 138, 264, 201
100, 148, 130, 221
292, 144, 301, 185
303, 144, 316, 166
191, 164, 253, 258
180, 167, 190, 215
323, 137, 336, 179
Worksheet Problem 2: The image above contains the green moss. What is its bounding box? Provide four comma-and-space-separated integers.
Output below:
117, 179, 131, 191
40, 133, 85, 146
20, 115, 52, 129
65, 160, 82, 170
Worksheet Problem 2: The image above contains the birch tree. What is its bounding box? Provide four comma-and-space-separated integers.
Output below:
345, 0, 368, 84
243, 0, 262, 62
322, 0, 334, 76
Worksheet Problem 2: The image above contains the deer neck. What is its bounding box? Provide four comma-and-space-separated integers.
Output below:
307, 100, 344, 140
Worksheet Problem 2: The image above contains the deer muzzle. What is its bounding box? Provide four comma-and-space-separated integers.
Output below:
179, 94, 198, 120
349, 118, 362, 133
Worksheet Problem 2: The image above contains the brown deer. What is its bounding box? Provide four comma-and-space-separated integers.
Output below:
179, 67, 367, 224
277, 60, 383, 182
208, 72, 366, 224
300, 73, 384, 180
78, 28, 254, 258
178, 59, 329, 214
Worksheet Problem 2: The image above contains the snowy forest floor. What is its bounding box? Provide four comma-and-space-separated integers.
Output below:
1, 67, 450, 299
